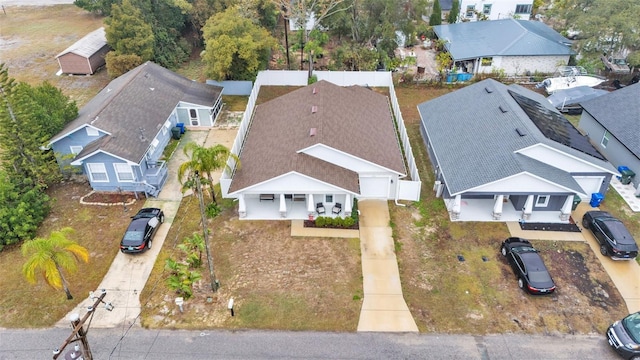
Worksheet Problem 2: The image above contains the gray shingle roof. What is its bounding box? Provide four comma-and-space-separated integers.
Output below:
56, 27, 107, 59
580, 82, 640, 157
433, 19, 574, 61
229, 80, 406, 193
51, 62, 222, 163
417, 78, 613, 195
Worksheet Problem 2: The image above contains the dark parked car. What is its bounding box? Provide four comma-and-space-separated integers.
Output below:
120, 208, 164, 254
607, 311, 640, 360
500, 237, 556, 295
582, 211, 638, 260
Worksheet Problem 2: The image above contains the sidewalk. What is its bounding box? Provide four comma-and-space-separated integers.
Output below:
57, 129, 211, 328
356, 199, 418, 332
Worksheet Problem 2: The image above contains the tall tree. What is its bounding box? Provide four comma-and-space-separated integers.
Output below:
429, 0, 442, 25
178, 142, 239, 204
447, 0, 459, 23
105, 0, 155, 77
202, 6, 277, 80
73, 0, 118, 15
21, 228, 89, 300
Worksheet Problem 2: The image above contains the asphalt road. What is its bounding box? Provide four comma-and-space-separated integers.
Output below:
0, 328, 622, 359
1, 0, 73, 6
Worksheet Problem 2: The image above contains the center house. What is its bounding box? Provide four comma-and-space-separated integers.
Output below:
222, 80, 407, 220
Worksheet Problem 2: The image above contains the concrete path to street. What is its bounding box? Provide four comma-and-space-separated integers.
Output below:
356, 199, 418, 332
56, 128, 237, 328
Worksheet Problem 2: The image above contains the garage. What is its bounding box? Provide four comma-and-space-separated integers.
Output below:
574, 176, 604, 200
360, 176, 390, 198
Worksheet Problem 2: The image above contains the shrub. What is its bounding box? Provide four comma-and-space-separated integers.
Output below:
315, 216, 326, 227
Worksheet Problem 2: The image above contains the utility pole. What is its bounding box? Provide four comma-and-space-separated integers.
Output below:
194, 171, 218, 292
281, 5, 290, 69
53, 290, 112, 360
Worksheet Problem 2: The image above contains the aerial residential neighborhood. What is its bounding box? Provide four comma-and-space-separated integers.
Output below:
1, 0, 640, 359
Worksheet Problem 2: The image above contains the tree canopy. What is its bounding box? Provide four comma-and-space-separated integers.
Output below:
202, 6, 277, 80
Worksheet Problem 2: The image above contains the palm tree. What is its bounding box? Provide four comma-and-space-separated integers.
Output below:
177, 142, 239, 204
21, 227, 89, 300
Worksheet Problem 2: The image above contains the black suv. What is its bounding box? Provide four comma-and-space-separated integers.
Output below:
582, 211, 638, 260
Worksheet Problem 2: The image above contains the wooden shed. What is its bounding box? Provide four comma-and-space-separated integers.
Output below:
56, 27, 110, 75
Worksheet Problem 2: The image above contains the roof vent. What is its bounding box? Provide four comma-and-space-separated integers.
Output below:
312, 87, 317, 94
485, 87, 493, 93
311, 105, 318, 113
516, 128, 527, 136
309, 128, 317, 137
499, 105, 508, 113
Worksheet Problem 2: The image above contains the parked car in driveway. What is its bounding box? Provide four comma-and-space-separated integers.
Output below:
607, 311, 640, 360
500, 237, 556, 295
120, 208, 164, 253
582, 211, 638, 260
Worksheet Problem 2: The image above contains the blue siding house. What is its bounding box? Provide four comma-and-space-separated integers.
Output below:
49, 62, 223, 197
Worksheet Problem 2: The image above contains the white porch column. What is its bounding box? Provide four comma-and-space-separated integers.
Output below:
451, 194, 461, 220
307, 194, 314, 215
560, 195, 573, 221
492, 195, 504, 220
344, 194, 352, 217
522, 195, 534, 220
238, 194, 246, 218
279, 194, 287, 218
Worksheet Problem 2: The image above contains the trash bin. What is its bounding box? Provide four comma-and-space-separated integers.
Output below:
590, 192, 604, 207
571, 195, 582, 210
176, 122, 185, 134
171, 126, 182, 140
617, 166, 635, 185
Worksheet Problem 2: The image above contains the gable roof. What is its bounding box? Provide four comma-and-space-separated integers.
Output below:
433, 19, 574, 61
417, 78, 613, 195
56, 27, 108, 59
229, 80, 406, 193
580, 82, 640, 157
50, 62, 222, 163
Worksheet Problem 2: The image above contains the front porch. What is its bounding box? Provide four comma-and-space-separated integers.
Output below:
444, 197, 578, 223
237, 193, 353, 220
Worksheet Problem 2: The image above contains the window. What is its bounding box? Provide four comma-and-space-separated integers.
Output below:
481, 57, 492, 66
465, 5, 475, 17
325, 194, 333, 203
114, 163, 134, 182
483, 4, 492, 15
87, 163, 108, 182
601, 131, 610, 148
535, 195, 549, 207
162, 126, 168, 136
515, 4, 532, 14
149, 138, 159, 154
70, 146, 83, 155
86, 127, 99, 137
189, 109, 199, 126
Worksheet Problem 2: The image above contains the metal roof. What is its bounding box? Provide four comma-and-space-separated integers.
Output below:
56, 27, 107, 59
580, 82, 640, 157
417, 79, 614, 195
547, 86, 609, 108
433, 19, 575, 61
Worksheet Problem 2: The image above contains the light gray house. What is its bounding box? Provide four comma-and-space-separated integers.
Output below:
49, 62, 223, 197
433, 19, 574, 76
223, 80, 408, 220
579, 83, 640, 192
418, 78, 616, 222
55, 27, 110, 75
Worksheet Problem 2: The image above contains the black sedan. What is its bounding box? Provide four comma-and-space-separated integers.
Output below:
500, 237, 556, 295
583, 211, 638, 260
120, 208, 164, 254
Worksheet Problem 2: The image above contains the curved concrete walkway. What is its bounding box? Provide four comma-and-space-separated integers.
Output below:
356, 199, 418, 332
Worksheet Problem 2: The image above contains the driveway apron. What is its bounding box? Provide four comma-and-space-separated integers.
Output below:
573, 202, 640, 314
357, 199, 418, 332
57, 130, 210, 328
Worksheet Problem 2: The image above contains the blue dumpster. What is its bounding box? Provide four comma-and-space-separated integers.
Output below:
176, 122, 185, 134
590, 192, 604, 207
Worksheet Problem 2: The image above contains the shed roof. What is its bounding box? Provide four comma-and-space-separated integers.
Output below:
56, 27, 108, 59
417, 79, 613, 195
580, 82, 640, 157
50, 62, 223, 164
433, 19, 574, 61
229, 80, 406, 193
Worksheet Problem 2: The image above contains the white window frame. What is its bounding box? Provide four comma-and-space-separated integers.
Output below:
601, 131, 610, 148
70, 146, 83, 155
325, 194, 333, 203
483, 4, 491, 15
465, 5, 475, 17
535, 195, 550, 207
86, 127, 99, 137
189, 108, 200, 126
87, 163, 109, 182
113, 163, 134, 182
515, 4, 532, 14
149, 138, 160, 154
